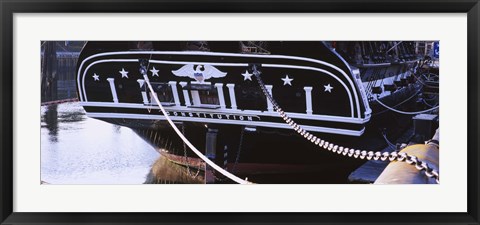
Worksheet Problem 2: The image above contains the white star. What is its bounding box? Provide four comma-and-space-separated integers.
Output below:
281, 75, 293, 86
324, 84, 334, 93
92, 73, 100, 81
150, 66, 159, 77
241, 70, 253, 81
119, 68, 129, 78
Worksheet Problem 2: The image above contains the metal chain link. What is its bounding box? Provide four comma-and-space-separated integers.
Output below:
251, 65, 440, 184
231, 127, 245, 174
181, 124, 201, 178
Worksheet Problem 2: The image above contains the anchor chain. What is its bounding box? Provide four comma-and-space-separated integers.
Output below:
231, 127, 246, 174
181, 124, 201, 178
251, 64, 440, 184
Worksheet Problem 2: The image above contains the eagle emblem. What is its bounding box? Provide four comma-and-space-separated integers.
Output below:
171, 64, 227, 82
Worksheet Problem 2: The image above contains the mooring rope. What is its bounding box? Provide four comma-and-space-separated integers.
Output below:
141, 73, 252, 184
374, 97, 439, 115
140, 59, 439, 184
371, 88, 422, 116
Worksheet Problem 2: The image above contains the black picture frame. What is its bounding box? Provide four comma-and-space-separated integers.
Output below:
1, 0, 479, 224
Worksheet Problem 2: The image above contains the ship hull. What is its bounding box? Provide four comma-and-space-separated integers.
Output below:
76, 41, 425, 183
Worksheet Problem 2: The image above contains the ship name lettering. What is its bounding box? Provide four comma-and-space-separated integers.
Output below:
165, 111, 258, 121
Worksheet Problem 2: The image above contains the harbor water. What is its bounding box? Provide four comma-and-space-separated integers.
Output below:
41, 102, 160, 184
40, 102, 361, 184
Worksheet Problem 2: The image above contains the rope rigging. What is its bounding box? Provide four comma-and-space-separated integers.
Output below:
371, 88, 422, 116
374, 97, 439, 115
381, 130, 397, 151
250, 64, 440, 183
139, 57, 439, 184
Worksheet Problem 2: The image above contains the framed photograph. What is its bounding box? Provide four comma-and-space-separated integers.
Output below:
1, 0, 479, 224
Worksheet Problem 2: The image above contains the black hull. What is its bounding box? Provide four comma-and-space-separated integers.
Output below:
77, 41, 374, 137
76, 41, 430, 183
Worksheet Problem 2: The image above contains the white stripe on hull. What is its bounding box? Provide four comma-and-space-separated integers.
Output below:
79, 101, 369, 124
77, 51, 363, 118
86, 112, 365, 136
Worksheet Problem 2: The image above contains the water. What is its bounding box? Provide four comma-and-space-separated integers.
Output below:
40, 102, 419, 184
41, 102, 160, 184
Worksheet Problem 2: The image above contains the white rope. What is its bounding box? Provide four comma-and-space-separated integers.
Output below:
142, 74, 251, 184
375, 97, 439, 115
385, 41, 403, 54
422, 98, 437, 108
372, 88, 422, 116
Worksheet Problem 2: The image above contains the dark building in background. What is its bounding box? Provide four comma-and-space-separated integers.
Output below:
41, 41, 85, 103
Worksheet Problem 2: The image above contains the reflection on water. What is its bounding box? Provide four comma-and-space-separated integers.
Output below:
42, 105, 59, 142
40, 102, 375, 184
144, 157, 205, 184
41, 102, 160, 184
